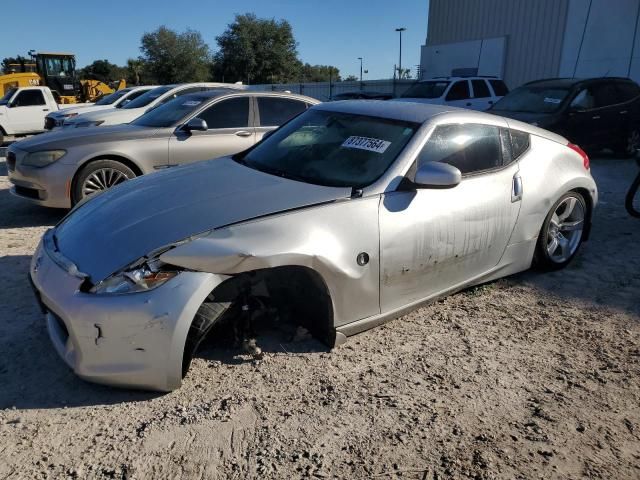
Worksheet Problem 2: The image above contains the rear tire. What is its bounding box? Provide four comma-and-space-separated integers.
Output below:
72, 159, 136, 205
182, 301, 230, 377
534, 192, 587, 271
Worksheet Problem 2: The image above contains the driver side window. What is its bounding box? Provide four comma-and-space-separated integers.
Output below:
198, 97, 250, 129
570, 89, 595, 110
418, 124, 503, 175
14, 90, 45, 107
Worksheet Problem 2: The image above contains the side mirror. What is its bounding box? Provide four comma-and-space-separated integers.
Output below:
413, 161, 461, 189
182, 118, 208, 132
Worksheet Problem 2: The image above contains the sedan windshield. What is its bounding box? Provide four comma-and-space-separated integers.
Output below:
402, 81, 450, 99
237, 109, 419, 188
122, 86, 172, 109
492, 86, 570, 113
95, 89, 129, 106
131, 94, 210, 128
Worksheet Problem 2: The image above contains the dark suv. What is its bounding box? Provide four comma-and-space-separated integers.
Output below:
489, 77, 640, 156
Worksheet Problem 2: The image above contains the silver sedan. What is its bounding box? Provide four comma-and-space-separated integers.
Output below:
8, 90, 318, 208
30, 100, 597, 391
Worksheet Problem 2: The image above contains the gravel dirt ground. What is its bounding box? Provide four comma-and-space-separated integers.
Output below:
0, 151, 638, 480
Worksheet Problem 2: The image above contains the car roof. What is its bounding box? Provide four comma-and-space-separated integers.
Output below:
315, 100, 456, 123
176, 90, 319, 103
523, 77, 637, 88
419, 76, 502, 82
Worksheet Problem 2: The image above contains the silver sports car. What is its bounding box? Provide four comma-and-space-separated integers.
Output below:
30, 101, 597, 391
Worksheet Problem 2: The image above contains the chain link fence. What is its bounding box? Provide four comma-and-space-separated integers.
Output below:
248, 79, 416, 101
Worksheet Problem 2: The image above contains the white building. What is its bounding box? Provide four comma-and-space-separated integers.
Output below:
420, 0, 640, 88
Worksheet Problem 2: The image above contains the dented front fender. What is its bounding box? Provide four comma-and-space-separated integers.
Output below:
160, 197, 382, 326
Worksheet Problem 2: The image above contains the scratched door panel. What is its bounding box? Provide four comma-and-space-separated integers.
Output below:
379, 162, 521, 312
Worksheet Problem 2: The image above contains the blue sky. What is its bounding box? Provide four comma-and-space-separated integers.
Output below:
1, 0, 428, 81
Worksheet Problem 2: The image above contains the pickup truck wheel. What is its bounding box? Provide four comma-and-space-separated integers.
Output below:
73, 159, 136, 205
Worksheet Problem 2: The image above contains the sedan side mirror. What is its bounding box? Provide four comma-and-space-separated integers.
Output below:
414, 161, 461, 189
183, 118, 208, 132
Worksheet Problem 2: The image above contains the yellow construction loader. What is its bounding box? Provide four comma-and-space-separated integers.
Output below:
0, 52, 125, 104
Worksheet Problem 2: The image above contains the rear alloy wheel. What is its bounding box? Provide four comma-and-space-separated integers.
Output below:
535, 192, 587, 270
73, 159, 136, 205
616, 128, 640, 158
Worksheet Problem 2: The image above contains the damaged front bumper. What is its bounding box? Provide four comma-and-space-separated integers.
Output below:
30, 237, 228, 391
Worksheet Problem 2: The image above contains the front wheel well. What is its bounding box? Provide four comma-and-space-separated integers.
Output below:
571, 187, 593, 241
182, 266, 335, 375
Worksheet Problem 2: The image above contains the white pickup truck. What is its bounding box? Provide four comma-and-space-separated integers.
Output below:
0, 86, 74, 145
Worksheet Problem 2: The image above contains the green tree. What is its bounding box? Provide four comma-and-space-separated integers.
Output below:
213, 14, 302, 84
126, 58, 146, 85
79, 59, 126, 83
2, 55, 30, 74
343, 75, 359, 82
140, 26, 212, 84
300, 64, 340, 82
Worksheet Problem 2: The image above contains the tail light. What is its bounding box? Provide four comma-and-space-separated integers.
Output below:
567, 143, 590, 170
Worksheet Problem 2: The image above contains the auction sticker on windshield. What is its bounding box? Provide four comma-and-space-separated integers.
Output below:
342, 136, 391, 154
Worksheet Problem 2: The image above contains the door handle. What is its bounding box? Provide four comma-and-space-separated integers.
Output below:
512, 175, 523, 203
592, 115, 601, 120
42, 109, 49, 112
620, 110, 628, 114
488, 100, 494, 104
235, 130, 252, 137
466, 102, 472, 106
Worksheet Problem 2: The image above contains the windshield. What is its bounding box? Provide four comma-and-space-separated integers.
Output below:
131, 94, 210, 128
237, 109, 419, 188
492, 86, 570, 113
122, 86, 172, 109
402, 81, 450, 99
0, 88, 17, 105
95, 89, 129, 106
39, 56, 75, 77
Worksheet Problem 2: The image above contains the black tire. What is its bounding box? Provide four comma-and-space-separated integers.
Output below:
72, 159, 136, 206
626, 170, 640, 218
614, 128, 640, 158
182, 301, 230, 377
534, 191, 588, 271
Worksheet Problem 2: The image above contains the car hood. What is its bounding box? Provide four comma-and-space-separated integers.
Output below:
49, 104, 109, 118
53, 157, 352, 282
66, 107, 145, 125
12, 124, 161, 151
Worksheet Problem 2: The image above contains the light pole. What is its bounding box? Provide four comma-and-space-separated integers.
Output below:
358, 57, 363, 82
395, 27, 406, 79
